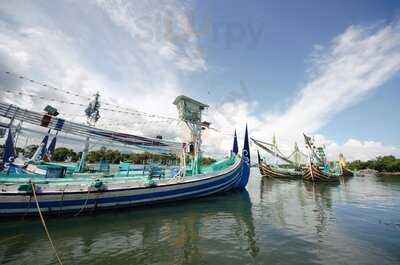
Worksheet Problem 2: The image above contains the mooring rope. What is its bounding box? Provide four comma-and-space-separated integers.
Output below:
74, 186, 91, 217
58, 184, 68, 216
31, 182, 64, 265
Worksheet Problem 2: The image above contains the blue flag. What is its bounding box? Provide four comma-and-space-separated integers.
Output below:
2, 128, 16, 164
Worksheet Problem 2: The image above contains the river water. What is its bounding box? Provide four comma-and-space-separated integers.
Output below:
1, 168, 400, 265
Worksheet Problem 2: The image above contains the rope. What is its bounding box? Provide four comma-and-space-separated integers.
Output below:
30, 182, 64, 265
97, 119, 177, 127
1, 71, 179, 121
74, 186, 91, 217
4, 71, 92, 100
2, 88, 179, 121
58, 184, 68, 216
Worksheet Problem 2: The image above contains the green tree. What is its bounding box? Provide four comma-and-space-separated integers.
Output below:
52, 147, 77, 162
347, 155, 400, 172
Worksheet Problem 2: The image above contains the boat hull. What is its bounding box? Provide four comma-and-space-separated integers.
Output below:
258, 162, 302, 179
303, 164, 340, 182
0, 159, 247, 217
342, 167, 354, 177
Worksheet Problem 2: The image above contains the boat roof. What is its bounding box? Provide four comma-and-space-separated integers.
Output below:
173, 95, 209, 109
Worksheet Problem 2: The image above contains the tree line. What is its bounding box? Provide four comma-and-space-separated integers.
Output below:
0, 145, 216, 166
347, 156, 400, 172
2, 144, 399, 171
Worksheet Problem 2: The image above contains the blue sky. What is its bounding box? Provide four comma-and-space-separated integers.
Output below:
186, 0, 400, 142
0, 0, 399, 160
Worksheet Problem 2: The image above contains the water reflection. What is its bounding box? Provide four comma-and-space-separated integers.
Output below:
0, 191, 258, 265
259, 177, 338, 240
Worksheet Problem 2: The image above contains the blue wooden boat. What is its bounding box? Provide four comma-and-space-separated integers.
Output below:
0, 97, 251, 217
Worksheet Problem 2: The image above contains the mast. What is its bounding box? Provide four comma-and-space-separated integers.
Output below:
272, 134, 277, 165
14, 121, 23, 148
173, 95, 209, 175
303, 133, 324, 166
292, 142, 302, 167
338, 153, 347, 168
79, 92, 101, 172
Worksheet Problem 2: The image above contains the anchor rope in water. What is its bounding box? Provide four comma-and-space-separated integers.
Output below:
30, 182, 64, 265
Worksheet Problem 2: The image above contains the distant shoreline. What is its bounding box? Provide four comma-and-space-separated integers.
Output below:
377, 172, 400, 176
357, 169, 400, 176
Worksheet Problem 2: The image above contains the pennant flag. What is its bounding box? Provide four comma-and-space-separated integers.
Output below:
2, 128, 16, 164
232, 130, 238, 155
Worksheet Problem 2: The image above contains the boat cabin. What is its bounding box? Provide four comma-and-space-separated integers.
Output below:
45, 165, 67, 178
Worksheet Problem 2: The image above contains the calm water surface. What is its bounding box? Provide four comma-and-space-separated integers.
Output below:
1, 168, 400, 265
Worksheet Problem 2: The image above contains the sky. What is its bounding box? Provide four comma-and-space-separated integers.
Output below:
0, 0, 400, 161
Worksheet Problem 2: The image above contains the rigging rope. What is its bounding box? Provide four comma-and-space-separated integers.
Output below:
251, 138, 294, 165
2, 71, 178, 122
2, 88, 179, 121
1, 71, 238, 137
97, 119, 178, 127
287, 149, 307, 160
4, 71, 91, 100
1, 71, 235, 140
0, 102, 182, 153
30, 182, 64, 265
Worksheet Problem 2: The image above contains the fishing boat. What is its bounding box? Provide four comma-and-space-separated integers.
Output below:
338, 153, 355, 177
251, 137, 304, 179
303, 134, 341, 182
0, 95, 251, 217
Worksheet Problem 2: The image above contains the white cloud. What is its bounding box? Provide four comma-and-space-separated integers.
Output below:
0, 1, 399, 161
315, 136, 400, 161
265, 20, 400, 136
96, 0, 206, 72
203, 19, 400, 160
0, 0, 205, 143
